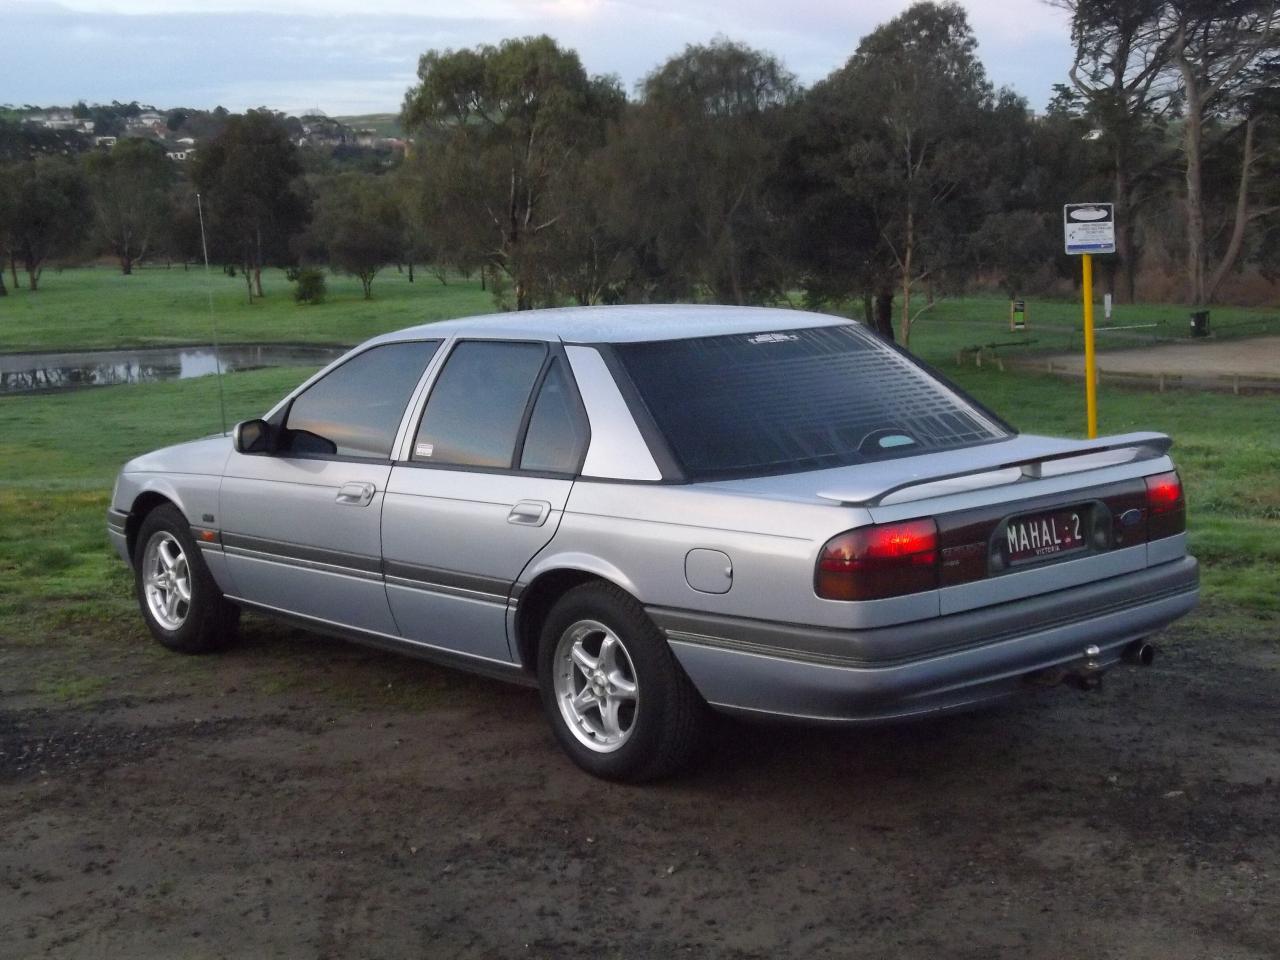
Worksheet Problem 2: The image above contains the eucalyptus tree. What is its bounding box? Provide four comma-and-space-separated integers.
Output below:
85, 137, 175, 275
192, 110, 309, 302
400, 35, 623, 309
622, 38, 800, 305
307, 172, 403, 299
818, 1, 1009, 346
5, 157, 91, 291
1051, 0, 1180, 301
1162, 0, 1280, 305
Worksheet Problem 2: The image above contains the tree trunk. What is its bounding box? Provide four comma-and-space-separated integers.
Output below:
120, 254, 133, 276
0, 266, 7, 297
8, 254, 17, 290
899, 199, 914, 347
874, 285, 895, 342
244, 257, 254, 304
1178, 61, 1208, 306
1207, 116, 1259, 303
253, 225, 265, 298
861, 292, 873, 326
1113, 162, 1137, 304
480, 265, 486, 292
407, 261, 414, 283
25, 257, 40, 292
361, 274, 374, 300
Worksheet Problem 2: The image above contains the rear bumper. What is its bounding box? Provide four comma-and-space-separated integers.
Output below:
655, 556, 1199, 723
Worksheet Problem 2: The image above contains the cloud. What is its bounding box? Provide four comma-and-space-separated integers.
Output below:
5, 0, 1076, 114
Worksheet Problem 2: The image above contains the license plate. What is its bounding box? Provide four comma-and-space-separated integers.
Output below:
1004, 508, 1087, 564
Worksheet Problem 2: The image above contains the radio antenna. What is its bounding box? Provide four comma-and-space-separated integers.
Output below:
196, 192, 228, 436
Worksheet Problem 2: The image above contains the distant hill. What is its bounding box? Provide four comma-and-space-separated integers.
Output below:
336, 113, 402, 138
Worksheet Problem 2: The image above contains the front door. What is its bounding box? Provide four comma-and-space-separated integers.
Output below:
219, 340, 440, 635
382, 340, 590, 663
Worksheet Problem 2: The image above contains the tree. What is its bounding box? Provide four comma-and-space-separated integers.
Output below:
85, 138, 175, 274
307, 173, 403, 299
1163, 0, 1280, 305
818, 2, 1007, 346
400, 35, 623, 309
6, 157, 91, 291
617, 38, 799, 305
191, 110, 309, 302
0, 168, 13, 296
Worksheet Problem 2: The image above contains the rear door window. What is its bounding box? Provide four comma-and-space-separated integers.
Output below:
413, 341, 547, 469
614, 324, 1009, 479
282, 341, 439, 459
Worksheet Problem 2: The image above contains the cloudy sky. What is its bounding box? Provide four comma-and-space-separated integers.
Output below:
4, 0, 1074, 116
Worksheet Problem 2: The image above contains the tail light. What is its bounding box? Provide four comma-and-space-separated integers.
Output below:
816, 518, 939, 601
1145, 471, 1185, 540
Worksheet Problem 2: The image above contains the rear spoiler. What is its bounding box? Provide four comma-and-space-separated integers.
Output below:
817, 432, 1173, 507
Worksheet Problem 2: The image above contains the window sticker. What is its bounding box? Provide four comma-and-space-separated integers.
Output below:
415, 442, 434, 458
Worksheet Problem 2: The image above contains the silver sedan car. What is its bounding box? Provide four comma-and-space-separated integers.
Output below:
109, 306, 1199, 780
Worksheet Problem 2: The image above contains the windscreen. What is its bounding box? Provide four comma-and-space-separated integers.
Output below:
614, 324, 1010, 480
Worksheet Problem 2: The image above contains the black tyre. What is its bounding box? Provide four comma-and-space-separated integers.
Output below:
133, 503, 239, 654
537, 581, 707, 781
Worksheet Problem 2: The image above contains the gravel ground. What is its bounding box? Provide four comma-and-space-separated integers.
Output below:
2, 607, 1278, 959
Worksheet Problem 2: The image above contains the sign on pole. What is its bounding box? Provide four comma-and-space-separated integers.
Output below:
1063, 203, 1115, 255
1063, 203, 1114, 439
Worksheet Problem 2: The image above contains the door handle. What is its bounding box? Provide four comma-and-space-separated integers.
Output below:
336, 481, 376, 506
507, 500, 552, 527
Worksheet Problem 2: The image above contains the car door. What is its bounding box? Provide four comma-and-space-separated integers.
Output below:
382, 339, 590, 663
219, 340, 441, 635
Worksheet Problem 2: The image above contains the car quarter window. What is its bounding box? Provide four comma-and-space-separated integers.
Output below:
520, 358, 590, 474
281, 341, 440, 459
412, 340, 548, 469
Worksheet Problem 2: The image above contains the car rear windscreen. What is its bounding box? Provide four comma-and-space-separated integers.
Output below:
614, 324, 1010, 479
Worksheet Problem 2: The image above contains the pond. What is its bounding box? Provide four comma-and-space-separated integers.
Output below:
0, 344, 349, 395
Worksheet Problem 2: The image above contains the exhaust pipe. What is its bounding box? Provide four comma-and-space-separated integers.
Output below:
1122, 640, 1157, 667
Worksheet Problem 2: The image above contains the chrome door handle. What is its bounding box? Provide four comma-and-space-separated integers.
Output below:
508, 500, 551, 526
336, 481, 376, 506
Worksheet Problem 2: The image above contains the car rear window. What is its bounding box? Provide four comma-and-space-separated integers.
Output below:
613, 324, 1010, 480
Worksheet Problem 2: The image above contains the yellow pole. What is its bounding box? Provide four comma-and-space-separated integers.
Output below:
1082, 253, 1098, 438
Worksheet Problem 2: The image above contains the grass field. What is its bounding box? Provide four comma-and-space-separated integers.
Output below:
0, 268, 1276, 691
2, 266, 1278, 361
0, 266, 492, 352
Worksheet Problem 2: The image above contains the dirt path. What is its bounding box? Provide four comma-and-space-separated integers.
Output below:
1040, 336, 1280, 383
2, 609, 1278, 959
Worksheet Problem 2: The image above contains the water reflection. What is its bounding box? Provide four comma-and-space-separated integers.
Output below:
0, 344, 348, 395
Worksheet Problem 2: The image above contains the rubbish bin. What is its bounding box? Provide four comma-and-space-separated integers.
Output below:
1190, 310, 1210, 338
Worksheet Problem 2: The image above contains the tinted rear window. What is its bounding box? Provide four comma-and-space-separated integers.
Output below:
614, 324, 1009, 479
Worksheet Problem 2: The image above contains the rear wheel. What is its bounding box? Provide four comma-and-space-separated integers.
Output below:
133, 504, 239, 654
537, 582, 707, 781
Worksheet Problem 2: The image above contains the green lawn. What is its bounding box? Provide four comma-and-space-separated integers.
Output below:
0, 265, 492, 352
3, 266, 1277, 360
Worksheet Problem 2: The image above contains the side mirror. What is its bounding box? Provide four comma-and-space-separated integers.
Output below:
233, 418, 275, 455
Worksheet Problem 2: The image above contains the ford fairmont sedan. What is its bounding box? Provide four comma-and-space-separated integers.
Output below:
109, 306, 1199, 780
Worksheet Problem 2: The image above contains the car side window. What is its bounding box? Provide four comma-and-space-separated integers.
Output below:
520, 358, 589, 474
281, 341, 439, 459
413, 341, 547, 469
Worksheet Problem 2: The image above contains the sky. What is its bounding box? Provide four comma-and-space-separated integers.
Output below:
3, 0, 1076, 116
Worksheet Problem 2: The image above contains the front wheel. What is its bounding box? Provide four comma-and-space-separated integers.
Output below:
133, 503, 239, 654
537, 582, 707, 781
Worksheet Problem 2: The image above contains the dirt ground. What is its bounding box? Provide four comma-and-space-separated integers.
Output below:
2, 605, 1278, 960
1041, 336, 1280, 384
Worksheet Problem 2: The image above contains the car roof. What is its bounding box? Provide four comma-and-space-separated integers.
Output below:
368, 304, 851, 346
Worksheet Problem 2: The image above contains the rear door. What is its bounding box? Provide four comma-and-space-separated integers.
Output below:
382, 340, 590, 663
219, 340, 440, 634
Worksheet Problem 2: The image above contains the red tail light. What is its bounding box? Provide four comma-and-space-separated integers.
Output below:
816, 519, 939, 601
1145, 471, 1185, 540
